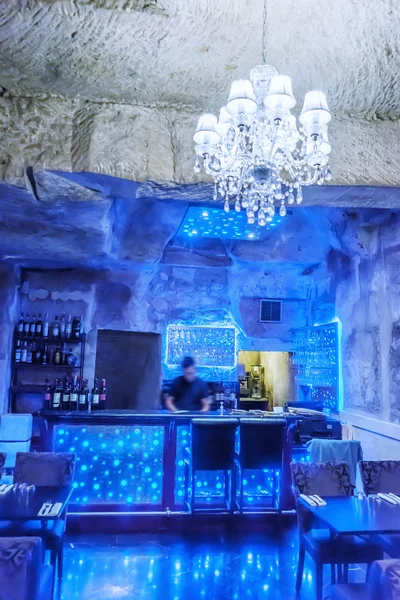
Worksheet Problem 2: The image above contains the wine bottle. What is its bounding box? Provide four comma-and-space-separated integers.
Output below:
15, 339, 21, 363
27, 343, 33, 364
44, 378, 52, 410
66, 314, 72, 340
24, 313, 30, 338
20, 341, 28, 363
53, 345, 62, 365
43, 312, 49, 338
91, 378, 100, 409
30, 313, 36, 338
18, 312, 24, 335
36, 313, 42, 337
52, 378, 62, 410
74, 316, 81, 339
52, 315, 60, 339
79, 379, 89, 411
62, 342, 68, 365
34, 344, 42, 364
70, 376, 78, 410
61, 381, 70, 411
99, 378, 107, 410
60, 314, 66, 339
42, 343, 49, 365
67, 348, 76, 366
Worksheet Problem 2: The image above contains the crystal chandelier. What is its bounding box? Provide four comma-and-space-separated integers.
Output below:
193, 0, 332, 226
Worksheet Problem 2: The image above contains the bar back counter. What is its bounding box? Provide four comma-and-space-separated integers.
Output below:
40, 410, 341, 518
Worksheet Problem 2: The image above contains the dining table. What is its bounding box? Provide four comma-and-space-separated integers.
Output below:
0, 485, 73, 524
299, 495, 400, 536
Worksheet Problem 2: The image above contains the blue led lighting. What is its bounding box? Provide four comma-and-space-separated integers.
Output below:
177, 206, 284, 241
165, 324, 236, 368
54, 424, 164, 505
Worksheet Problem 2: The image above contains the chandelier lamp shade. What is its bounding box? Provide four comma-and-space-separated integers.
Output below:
193, 4, 333, 227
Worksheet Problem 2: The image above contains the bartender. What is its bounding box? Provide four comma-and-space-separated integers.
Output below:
166, 356, 210, 412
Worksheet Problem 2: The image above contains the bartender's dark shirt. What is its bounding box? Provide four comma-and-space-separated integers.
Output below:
170, 376, 209, 411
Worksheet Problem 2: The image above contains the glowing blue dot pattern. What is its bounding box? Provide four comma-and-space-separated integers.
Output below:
177, 206, 283, 241
166, 325, 236, 368
175, 426, 280, 508
292, 321, 340, 412
54, 424, 164, 505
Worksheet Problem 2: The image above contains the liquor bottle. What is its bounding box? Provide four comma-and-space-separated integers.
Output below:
91, 378, 100, 409
34, 344, 42, 364
20, 341, 28, 363
43, 313, 49, 338
99, 378, 107, 410
70, 376, 79, 410
61, 342, 68, 365
26, 343, 33, 364
53, 344, 62, 365
60, 314, 66, 339
30, 313, 36, 338
35, 313, 42, 337
44, 378, 52, 410
61, 380, 70, 411
74, 316, 81, 339
79, 379, 89, 411
15, 339, 21, 363
24, 313, 30, 338
52, 315, 60, 339
67, 348, 76, 366
52, 378, 62, 410
66, 314, 72, 340
42, 343, 49, 365
18, 312, 24, 335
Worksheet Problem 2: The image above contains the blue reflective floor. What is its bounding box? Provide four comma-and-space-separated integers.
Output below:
57, 529, 368, 599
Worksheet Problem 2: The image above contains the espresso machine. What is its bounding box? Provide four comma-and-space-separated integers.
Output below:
250, 364, 264, 399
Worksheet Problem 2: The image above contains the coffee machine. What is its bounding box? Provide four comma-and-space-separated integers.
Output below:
250, 364, 264, 399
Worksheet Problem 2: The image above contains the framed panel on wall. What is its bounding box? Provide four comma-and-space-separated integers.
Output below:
165, 325, 236, 368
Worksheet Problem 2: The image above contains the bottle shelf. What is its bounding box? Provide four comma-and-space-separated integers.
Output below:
13, 362, 79, 368
15, 335, 84, 344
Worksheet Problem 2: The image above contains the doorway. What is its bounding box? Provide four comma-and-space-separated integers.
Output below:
95, 330, 162, 410
238, 351, 292, 409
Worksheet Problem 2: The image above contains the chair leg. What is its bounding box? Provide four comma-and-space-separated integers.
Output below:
295, 543, 306, 592
343, 563, 349, 583
315, 562, 323, 600
57, 543, 64, 580
191, 470, 196, 514
330, 564, 336, 585
240, 472, 244, 514
366, 563, 372, 581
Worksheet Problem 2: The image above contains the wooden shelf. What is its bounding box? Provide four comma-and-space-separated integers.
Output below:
15, 335, 84, 344
13, 363, 79, 368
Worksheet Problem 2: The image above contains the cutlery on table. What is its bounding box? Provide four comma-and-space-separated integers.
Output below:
377, 493, 398, 505
310, 495, 327, 507
299, 494, 317, 507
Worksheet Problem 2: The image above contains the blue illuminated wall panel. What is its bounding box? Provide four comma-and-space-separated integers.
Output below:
54, 424, 164, 506
166, 325, 236, 368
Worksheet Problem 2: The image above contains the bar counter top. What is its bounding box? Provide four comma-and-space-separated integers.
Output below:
39, 409, 288, 421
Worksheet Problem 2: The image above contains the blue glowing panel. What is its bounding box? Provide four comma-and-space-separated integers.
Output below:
166, 325, 236, 368
178, 206, 283, 240
54, 424, 164, 506
293, 320, 340, 412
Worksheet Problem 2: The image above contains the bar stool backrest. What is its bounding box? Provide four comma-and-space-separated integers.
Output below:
14, 452, 76, 487
239, 418, 286, 470
191, 419, 239, 471
0, 536, 43, 600
0, 452, 6, 478
368, 559, 400, 599
359, 460, 400, 496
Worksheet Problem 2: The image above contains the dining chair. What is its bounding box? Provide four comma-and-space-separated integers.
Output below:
0, 536, 54, 600
0, 452, 76, 580
359, 460, 400, 559
329, 558, 400, 600
290, 461, 383, 600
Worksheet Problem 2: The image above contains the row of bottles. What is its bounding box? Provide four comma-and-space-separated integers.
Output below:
45, 377, 107, 411
15, 340, 78, 366
17, 312, 83, 340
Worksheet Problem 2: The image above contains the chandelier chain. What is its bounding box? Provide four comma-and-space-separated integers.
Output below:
262, 0, 267, 65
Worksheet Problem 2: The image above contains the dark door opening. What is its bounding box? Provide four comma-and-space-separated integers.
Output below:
95, 330, 161, 410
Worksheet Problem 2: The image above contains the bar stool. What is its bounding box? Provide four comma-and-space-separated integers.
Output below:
184, 418, 239, 513
238, 417, 286, 512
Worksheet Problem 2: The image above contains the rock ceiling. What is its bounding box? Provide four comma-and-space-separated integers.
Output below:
1, 0, 400, 206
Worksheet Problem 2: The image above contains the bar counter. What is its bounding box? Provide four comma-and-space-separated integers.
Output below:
40, 410, 298, 515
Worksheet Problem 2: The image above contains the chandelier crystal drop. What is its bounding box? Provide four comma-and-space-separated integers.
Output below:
193, 4, 332, 226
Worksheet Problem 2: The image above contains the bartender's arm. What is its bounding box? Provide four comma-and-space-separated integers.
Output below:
199, 381, 210, 412
165, 395, 178, 412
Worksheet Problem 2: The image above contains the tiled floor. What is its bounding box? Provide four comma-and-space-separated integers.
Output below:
57, 529, 367, 600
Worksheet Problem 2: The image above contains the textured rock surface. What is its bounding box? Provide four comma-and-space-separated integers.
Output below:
2, 1, 400, 188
